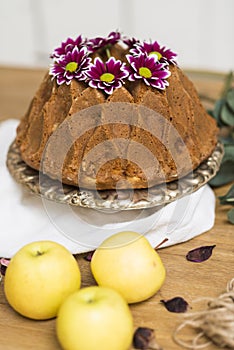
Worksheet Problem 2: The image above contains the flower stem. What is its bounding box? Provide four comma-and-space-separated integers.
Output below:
106, 47, 111, 59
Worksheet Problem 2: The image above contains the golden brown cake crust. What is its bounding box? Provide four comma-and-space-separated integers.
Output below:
16, 52, 218, 190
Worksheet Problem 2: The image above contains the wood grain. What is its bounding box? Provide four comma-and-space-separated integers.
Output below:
0, 66, 233, 350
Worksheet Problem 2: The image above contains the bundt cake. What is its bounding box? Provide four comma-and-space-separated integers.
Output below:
15, 31, 218, 190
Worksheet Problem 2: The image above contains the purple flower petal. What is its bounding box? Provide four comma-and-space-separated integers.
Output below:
85, 56, 129, 95
130, 40, 177, 65
83, 251, 95, 262
51, 35, 86, 58
88, 80, 98, 89
186, 245, 216, 262
87, 31, 121, 52
50, 46, 91, 85
161, 297, 189, 313
105, 85, 114, 95
0, 258, 10, 276
122, 36, 141, 49
133, 327, 161, 350
126, 53, 170, 90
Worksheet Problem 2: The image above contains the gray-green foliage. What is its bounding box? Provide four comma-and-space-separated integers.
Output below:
208, 71, 234, 224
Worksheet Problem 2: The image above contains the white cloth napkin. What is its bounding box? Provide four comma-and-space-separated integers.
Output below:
0, 119, 216, 258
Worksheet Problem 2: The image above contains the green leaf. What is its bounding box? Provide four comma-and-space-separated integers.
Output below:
223, 144, 234, 161
209, 143, 234, 187
221, 71, 233, 99
207, 109, 214, 117
219, 184, 234, 205
212, 99, 225, 124
227, 208, 234, 224
220, 136, 234, 145
220, 103, 234, 126
226, 89, 234, 112
209, 161, 234, 187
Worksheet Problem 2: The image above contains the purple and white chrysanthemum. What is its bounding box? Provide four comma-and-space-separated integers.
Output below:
50, 47, 91, 85
126, 53, 171, 90
87, 31, 121, 53
85, 56, 129, 95
122, 36, 141, 49
130, 41, 177, 65
51, 35, 87, 59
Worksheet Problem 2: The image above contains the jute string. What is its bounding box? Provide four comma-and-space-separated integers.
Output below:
173, 278, 234, 349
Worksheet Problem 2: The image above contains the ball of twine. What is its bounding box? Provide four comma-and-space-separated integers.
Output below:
173, 278, 234, 349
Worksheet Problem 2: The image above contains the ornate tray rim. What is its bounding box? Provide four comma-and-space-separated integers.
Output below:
6, 141, 224, 210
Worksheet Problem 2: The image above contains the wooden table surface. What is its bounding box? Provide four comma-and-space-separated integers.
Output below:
0, 66, 233, 350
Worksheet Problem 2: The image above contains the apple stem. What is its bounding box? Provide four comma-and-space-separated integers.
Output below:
154, 238, 169, 250
36, 251, 44, 256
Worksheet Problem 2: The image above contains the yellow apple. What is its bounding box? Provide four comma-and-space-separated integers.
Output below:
56, 285, 134, 350
91, 231, 166, 303
4, 240, 81, 320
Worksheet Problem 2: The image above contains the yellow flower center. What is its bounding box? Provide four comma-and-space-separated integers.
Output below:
149, 51, 162, 60
100, 73, 115, 82
139, 67, 152, 79
65, 62, 78, 72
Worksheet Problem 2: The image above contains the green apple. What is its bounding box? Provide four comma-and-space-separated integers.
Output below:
91, 231, 166, 303
4, 240, 81, 320
56, 285, 134, 350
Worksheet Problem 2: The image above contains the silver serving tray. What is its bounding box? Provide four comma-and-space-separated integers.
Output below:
6, 141, 224, 210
